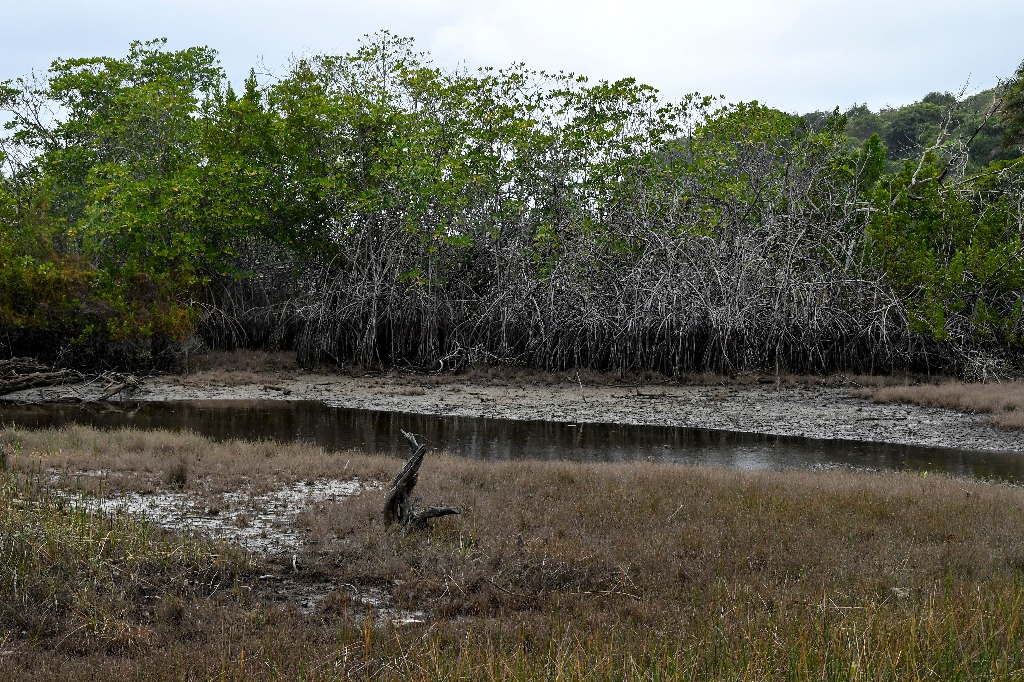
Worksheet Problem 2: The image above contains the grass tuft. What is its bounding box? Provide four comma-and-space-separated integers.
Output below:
164, 457, 188, 488
857, 379, 1024, 428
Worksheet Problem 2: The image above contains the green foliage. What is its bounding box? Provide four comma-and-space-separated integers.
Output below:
869, 155, 1024, 352
686, 103, 865, 235
1, 39, 240, 354
1002, 60, 1024, 151
833, 88, 1020, 175
1, 37, 1022, 374
49, 39, 243, 288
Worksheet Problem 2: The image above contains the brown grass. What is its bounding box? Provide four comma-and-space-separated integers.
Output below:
0, 424, 393, 495
171, 349, 302, 386
170, 349, 947, 389
3, 424, 1024, 679
856, 379, 1024, 429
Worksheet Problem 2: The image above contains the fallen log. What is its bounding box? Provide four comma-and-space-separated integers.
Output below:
383, 430, 461, 531
0, 357, 141, 401
0, 358, 83, 396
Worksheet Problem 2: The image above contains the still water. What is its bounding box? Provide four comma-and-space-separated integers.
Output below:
1, 400, 1022, 483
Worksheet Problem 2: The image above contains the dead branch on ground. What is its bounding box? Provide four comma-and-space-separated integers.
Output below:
0, 358, 142, 401
0, 358, 83, 396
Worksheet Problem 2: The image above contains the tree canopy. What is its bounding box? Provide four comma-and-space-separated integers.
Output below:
2, 36, 1023, 377
1001, 60, 1024, 151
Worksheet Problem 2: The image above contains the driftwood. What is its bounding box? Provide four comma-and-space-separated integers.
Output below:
0, 358, 83, 396
0, 357, 141, 401
383, 430, 461, 531
95, 372, 143, 401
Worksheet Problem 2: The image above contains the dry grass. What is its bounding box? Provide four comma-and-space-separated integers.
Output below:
185, 349, 299, 374
856, 379, 1024, 429
171, 349, 302, 386
3, 424, 1024, 679
0, 424, 393, 496
0, 465, 252, 658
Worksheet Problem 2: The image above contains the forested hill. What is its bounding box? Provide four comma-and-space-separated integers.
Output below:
2, 36, 1023, 378
804, 87, 1021, 173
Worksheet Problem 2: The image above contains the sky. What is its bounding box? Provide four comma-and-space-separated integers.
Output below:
3, 0, 1023, 114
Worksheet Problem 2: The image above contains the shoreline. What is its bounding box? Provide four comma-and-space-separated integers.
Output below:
4, 369, 1022, 454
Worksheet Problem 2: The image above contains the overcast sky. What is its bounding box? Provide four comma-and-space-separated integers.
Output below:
3, 0, 1023, 113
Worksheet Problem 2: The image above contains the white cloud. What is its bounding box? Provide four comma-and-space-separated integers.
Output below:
2, 0, 1022, 113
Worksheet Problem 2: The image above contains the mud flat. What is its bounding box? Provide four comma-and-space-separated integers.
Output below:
5, 370, 1022, 454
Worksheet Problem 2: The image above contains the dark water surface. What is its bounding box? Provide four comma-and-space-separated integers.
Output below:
1, 400, 1022, 482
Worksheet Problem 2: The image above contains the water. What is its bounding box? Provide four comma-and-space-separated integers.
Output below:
1, 400, 1022, 482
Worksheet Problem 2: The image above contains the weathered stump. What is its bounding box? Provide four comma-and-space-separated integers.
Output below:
383, 430, 460, 531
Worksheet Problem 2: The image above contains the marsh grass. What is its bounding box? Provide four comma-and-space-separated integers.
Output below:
171, 349, 302, 386
164, 456, 188, 488
3, 424, 1024, 679
857, 379, 1024, 428
0, 464, 252, 657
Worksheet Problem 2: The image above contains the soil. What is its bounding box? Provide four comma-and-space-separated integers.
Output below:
95, 478, 375, 556
6, 370, 1022, 454
88, 476, 421, 622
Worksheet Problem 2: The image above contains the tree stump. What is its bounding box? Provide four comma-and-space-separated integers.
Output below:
383, 430, 461, 531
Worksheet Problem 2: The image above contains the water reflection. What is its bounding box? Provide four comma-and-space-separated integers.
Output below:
1, 400, 1021, 483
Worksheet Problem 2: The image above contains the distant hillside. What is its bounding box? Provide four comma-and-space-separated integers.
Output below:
804, 87, 1019, 174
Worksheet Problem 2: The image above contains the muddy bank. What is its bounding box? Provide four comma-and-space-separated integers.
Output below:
4, 370, 1021, 454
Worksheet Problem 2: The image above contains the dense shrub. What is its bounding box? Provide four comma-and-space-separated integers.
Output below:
2, 36, 1022, 375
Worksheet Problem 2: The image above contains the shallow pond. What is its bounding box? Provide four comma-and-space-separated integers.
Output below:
1, 399, 1022, 482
